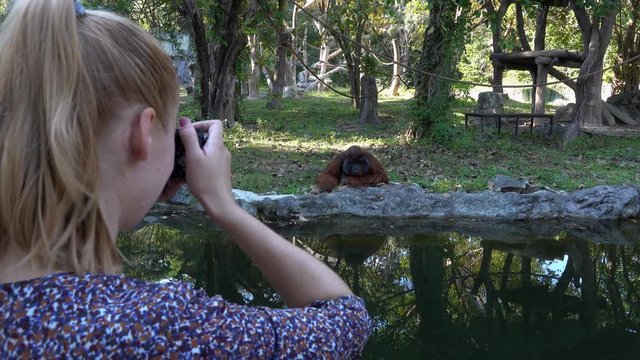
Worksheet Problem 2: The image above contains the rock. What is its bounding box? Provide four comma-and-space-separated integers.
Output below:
169, 185, 193, 206
283, 86, 304, 99
475, 92, 509, 114
163, 183, 640, 222
488, 175, 530, 193
554, 103, 576, 123
297, 70, 309, 84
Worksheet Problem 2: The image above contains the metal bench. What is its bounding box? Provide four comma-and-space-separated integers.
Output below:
464, 112, 555, 137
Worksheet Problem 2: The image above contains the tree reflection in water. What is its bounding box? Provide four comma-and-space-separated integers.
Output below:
119, 215, 640, 359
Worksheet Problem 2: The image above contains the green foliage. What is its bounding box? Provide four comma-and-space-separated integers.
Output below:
545, 8, 583, 50
403, 0, 430, 47
458, 24, 492, 84
0, 0, 8, 21
360, 53, 378, 75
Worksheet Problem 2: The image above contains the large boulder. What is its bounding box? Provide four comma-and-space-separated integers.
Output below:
283, 86, 304, 99
475, 92, 510, 114
554, 103, 576, 123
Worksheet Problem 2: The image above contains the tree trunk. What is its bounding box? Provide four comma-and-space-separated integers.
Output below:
606, 245, 626, 325
247, 34, 261, 98
262, 65, 274, 91
532, 5, 550, 114
267, 0, 288, 110
207, 0, 249, 127
409, 235, 446, 357
315, 25, 330, 92
181, 0, 210, 118
303, 27, 308, 80
534, 5, 549, 51
413, 0, 460, 136
359, 75, 380, 124
326, 0, 365, 109
389, 37, 404, 96
345, 56, 361, 109
287, 6, 298, 89
181, 0, 256, 126
415, 1, 458, 105
267, 31, 287, 109
534, 58, 558, 115
564, 1, 618, 145
577, 239, 596, 327
389, 34, 409, 97
331, 29, 363, 109
485, 0, 512, 93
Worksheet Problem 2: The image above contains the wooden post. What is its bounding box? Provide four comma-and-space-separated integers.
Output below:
534, 56, 558, 124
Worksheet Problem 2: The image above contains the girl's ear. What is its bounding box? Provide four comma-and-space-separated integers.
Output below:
129, 107, 156, 161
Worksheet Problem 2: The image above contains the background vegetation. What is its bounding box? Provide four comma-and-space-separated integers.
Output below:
1, 0, 638, 194
177, 88, 640, 194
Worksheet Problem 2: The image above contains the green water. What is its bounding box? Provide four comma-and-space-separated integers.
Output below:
120, 213, 640, 359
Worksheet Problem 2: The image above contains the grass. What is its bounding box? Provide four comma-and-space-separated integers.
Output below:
178, 88, 640, 194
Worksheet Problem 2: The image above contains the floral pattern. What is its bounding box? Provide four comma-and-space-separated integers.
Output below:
0, 273, 372, 359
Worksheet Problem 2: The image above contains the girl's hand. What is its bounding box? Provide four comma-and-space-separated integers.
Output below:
178, 118, 236, 220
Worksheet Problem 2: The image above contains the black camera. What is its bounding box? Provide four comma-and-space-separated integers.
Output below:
170, 129, 209, 180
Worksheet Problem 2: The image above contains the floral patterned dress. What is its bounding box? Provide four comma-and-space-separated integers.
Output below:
0, 272, 372, 359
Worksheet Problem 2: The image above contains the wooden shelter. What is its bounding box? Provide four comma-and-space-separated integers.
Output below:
490, 50, 585, 114
485, 0, 581, 116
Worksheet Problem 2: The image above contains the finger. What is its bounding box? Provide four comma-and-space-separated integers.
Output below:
178, 117, 200, 156
192, 120, 220, 131
203, 120, 224, 153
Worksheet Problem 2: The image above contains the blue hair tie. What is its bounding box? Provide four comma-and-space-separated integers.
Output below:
74, 0, 86, 17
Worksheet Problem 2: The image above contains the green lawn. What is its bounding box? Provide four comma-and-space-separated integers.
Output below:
178, 88, 640, 194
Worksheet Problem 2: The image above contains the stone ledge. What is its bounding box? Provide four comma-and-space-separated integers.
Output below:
167, 183, 640, 221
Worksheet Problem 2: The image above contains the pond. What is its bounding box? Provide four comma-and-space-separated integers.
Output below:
120, 211, 640, 359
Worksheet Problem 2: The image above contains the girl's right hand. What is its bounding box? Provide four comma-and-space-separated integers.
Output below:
178, 118, 236, 220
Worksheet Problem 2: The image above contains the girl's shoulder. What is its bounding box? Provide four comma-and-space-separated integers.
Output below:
1, 272, 202, 313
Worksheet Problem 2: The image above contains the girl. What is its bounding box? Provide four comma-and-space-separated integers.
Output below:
0, 1, 372, 358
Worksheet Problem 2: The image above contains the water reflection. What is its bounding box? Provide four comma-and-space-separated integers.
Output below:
119, 214, 640, 359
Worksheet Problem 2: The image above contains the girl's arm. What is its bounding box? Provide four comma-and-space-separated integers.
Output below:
178, 119, 353, 308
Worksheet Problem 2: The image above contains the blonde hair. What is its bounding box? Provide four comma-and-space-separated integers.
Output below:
0, 0, 178, 274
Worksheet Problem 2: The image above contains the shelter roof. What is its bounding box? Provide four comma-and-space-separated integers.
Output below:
491, 50, 585, 70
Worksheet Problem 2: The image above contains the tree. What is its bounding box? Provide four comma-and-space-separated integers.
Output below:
264, 0, 290, 109
482, 0, 513, 93
324, 0, 370, 109
180, 0, 259, 126
409, 0, 468, 139
324, 0, 394, 109
87, 0, 180, 35
359, 55, 381, 124
564, 0, 618, 143
612, 0, 640, 94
